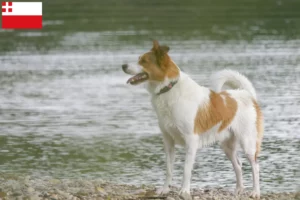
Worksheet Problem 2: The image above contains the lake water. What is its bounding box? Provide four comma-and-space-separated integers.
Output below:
0, 0, 300, 194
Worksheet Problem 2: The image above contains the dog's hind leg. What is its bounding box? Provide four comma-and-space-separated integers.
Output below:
221, 135, 244, 195
240, 133, 261, 199
246, 153, 260, 199
156, 133, 175, 195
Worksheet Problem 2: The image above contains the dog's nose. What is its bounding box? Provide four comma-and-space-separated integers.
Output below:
122, 64, 128, 71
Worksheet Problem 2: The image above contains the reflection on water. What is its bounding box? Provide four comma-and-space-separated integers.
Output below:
0, 134, 299, 193
0, 34, 299, 192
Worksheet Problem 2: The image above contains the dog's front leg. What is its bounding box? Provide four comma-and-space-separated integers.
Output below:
156, 133, 175, 195
179, 140, 198, 200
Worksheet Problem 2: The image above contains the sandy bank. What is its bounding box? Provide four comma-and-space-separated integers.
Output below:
0, 175, 298, 200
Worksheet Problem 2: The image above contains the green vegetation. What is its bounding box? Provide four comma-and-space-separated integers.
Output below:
1, 0, 300, 52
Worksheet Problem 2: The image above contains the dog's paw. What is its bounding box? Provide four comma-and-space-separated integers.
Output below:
234, 186, 244, 195
179, 189, 192, 200
250, 191, 260, 199
155, 187, 170, 195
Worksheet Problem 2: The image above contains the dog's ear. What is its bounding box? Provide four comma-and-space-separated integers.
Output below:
151, 40, 169, 54
160, 45, 170, 54
152, 40, 160, 52
152, 40, 170, 67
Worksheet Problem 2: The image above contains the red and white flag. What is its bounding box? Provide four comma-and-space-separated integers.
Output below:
2, 2, 42, 29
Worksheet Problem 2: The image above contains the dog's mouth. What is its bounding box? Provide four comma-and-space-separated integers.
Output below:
126, 72, 149, 85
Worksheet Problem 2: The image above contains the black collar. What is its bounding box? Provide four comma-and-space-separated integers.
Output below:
156, 81, 178, 95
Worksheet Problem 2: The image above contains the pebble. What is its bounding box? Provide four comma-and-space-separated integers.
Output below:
49, 179, 61, 185
0, 192, 7, 198
96, 186, 107, 195
27, 187, 35, 193
55, 189, 71, 199
166, 197, 175, 200
131, 189, 146, 195
28, 194, 40, 200
12, 192, 22, 197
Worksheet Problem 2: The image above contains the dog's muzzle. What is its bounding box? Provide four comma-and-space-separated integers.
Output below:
122, 64, 149, 85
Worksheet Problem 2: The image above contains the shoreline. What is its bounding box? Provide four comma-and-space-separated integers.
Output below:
0, 175, 299, 200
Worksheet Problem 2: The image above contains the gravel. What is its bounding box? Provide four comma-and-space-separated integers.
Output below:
0, 174, 299, 200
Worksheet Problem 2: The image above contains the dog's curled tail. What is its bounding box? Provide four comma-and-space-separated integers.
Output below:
210, 69, 257, 100
210, 69, 263, 161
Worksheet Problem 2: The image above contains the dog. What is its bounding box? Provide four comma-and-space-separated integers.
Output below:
122, 40, 264, 200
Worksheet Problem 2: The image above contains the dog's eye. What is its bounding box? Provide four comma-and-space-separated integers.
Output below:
141, 59, 146, 63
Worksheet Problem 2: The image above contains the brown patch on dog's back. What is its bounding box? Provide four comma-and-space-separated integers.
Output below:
194, 91, 238, 134
253, 100, 264, 161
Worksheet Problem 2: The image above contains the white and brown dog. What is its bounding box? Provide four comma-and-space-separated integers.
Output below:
122, 40, 264, 200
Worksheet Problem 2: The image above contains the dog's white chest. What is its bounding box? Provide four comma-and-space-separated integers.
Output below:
152, 96, 185, 145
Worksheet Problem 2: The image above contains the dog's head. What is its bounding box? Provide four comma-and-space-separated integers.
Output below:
122, 40, 179, 85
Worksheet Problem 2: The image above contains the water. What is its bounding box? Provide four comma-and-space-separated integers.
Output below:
0, 0, 300, 194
